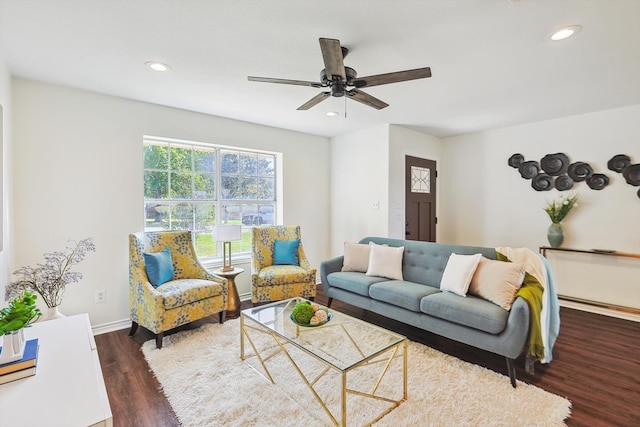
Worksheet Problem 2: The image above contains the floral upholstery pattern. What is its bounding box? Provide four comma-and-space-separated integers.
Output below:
129, 231, 228, 337
251, 225, 316, 303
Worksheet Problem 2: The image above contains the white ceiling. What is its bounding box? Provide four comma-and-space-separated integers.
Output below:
1, 0, 639, 138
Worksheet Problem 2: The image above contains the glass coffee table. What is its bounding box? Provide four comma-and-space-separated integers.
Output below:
240, 298, 407, 426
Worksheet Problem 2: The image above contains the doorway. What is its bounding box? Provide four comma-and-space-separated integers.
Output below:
405, 156, 437, 242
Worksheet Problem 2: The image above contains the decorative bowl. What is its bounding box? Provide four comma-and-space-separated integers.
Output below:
290, 312, 332, 327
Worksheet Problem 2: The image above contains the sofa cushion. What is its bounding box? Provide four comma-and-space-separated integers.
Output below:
341, 242, 371, 272
256, 265, 313, 286
369, 281, 441, 312
420, 292, 510, 334
469, 257, 525, 310
366, 242, 404, 280
327, 272, 387, 296
359, 237, 497, 287
440, 253, 482, 297
157, 279, 224, 309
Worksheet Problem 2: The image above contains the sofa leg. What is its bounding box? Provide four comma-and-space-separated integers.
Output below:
505, 357, 517, 388
327, 297, 333, 308
129, 321, 139, 337
219, 310, 227, 324
156, 332, 164, 349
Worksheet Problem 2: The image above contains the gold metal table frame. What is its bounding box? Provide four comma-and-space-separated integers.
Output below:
240, 298, 407, 426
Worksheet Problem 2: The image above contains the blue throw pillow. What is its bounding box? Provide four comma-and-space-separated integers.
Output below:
273, 239, 300, 266
143, 247, 174, 287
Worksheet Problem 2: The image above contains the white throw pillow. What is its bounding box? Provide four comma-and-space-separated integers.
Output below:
365, 242, 404, 280
341, 242, 371, 272
440, 253, 483, 297
469, 257, 526, 310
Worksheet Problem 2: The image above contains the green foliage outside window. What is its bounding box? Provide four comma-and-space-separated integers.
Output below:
144, 139, 276, 259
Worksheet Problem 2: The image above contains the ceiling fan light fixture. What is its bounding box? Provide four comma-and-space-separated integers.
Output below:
326, 111, 339, 117
549, 25, 582, 41
146, 61, 171, 72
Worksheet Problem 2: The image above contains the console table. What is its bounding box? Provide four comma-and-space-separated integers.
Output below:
0, 313, 113, 426
540, 246, 640, 315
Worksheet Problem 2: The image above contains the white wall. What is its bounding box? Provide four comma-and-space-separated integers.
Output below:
329, 124, 389, 256
388, 125, 442, 239
440, 105, 640, 309
0, 8, 11, 304
11, 78, 331, 327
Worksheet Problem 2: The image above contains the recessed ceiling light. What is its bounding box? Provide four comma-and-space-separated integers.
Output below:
146, 61, 171, 72
549, 25, 582, 41
326, 111, 339, 117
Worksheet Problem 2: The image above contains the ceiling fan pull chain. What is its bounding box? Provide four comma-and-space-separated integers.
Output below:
344, 95, 347, 118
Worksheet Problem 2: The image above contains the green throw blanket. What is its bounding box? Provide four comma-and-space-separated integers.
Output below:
496, 252, 545, 360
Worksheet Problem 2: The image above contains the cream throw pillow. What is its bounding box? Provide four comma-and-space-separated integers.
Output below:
440, 253, 483, 297
469, 257, 526, 310
341, 242, 371, 272
365, 242, 404, 280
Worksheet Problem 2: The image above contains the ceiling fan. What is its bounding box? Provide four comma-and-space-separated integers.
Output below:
248, 38, 432, 111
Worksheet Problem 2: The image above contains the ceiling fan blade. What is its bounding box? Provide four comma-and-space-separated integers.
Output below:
319, 38, 346, 81
248, 76, 324, 88
347, 89, 389, 110
297, 92, 331, 110
352, 67, 432, 88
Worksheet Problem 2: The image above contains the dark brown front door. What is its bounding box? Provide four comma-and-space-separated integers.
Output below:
405, 156, 437, 242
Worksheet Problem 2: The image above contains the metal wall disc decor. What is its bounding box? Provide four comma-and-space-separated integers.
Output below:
622, 164, 640, 186
607, 154, 631, 173
518, 161, 539, 179
554, 175, 574, 191
508, 153, 525, 168
586, 173, 609, 190
567, 161, 593, 182
540, 153, 570, 176
531, 173, 554, 191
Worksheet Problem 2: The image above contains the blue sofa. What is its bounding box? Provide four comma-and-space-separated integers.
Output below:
320, 237, 531, 387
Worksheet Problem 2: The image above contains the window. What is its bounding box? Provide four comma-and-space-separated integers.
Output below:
143, 137, 277, 260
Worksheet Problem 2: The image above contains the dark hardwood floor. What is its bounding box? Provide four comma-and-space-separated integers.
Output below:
95, 288, 640, 426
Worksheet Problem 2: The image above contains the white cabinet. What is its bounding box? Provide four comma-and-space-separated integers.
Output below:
0, 313, 112, 427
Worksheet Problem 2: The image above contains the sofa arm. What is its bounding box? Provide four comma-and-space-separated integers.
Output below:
320, 256, 344, 294
501, 296, 531, 359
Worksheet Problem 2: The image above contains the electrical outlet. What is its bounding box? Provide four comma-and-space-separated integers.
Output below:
95, 290, 106, 304
372, 201, 380, 209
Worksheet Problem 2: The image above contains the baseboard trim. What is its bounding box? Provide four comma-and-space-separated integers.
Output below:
92, 318, 131, 335
560, 299, 640, 322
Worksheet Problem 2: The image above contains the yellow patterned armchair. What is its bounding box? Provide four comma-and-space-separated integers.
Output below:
129, 231, 228, 348
251, 225, 317, 304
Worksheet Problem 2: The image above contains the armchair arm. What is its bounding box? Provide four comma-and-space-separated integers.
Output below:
298, 243, 316, 275
129, 272, 165, 329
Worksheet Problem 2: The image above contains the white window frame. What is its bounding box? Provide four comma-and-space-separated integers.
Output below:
143, 135, 282, 265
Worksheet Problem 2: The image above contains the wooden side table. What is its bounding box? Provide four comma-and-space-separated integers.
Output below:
215, 267, 244, 319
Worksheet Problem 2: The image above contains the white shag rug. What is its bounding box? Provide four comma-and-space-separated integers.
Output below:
142, 320, 571, 427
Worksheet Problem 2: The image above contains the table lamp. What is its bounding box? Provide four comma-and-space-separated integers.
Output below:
215, 225, 242, 272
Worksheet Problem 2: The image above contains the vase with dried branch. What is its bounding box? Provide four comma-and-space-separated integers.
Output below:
5, 238, 96, 320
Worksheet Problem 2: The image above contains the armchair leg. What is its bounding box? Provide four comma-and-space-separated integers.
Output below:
219, 310, 227, 324
156, 332, 164, 349
129, 321, 139, 337
327, 298, 333, 308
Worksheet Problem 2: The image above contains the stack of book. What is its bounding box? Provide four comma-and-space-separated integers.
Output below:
0, 338, 40, 385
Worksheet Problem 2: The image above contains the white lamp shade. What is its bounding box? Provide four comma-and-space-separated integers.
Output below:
214, 225, 242, 241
